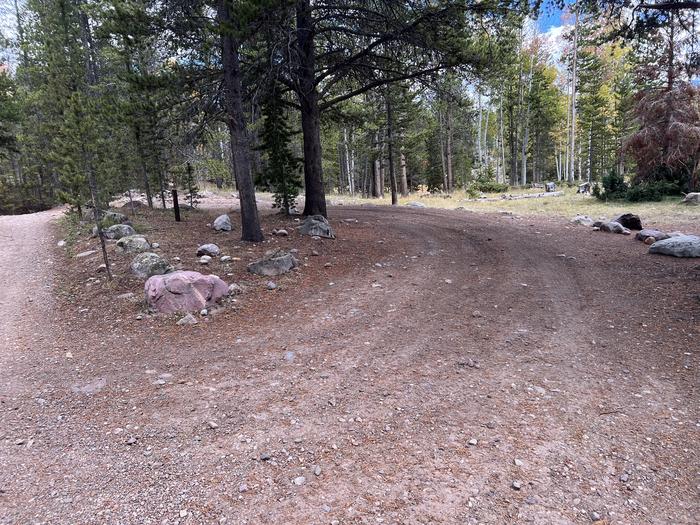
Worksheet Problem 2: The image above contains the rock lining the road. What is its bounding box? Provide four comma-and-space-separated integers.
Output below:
648, 234, 700, 258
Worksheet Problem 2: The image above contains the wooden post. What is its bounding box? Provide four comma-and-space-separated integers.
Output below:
172, 189, 181, 222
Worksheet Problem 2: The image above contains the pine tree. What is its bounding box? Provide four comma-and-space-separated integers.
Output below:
257, 85, 301, 214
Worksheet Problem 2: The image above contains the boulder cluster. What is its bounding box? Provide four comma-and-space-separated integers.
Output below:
571, 212, 699, 258
73, 209, 340, 318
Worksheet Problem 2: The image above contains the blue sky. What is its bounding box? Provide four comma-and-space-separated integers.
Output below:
538, 5, 565, 33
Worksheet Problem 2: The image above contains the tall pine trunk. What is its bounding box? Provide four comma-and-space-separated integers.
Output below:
446, 107, 454, 192
521, 56, 534, 187
386, 91, 398, 205
568, 8, 579, 184
218, 0, 263, 242
78, 8, 111, 280
296, 0, 327, 217
400, 152, 408, 196
132, 123, 153, 208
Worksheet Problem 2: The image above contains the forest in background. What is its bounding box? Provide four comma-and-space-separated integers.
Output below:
0, 0, 698, 240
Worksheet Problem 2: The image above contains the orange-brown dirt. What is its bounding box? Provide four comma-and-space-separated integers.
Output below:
0, 200, 698, 525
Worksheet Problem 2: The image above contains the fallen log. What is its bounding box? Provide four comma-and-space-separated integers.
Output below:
464, 191, 564, 203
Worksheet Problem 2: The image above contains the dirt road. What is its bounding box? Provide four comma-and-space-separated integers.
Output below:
0, 205, 698, 525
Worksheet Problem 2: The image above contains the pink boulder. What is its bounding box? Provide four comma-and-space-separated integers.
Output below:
145, 271, 229, 313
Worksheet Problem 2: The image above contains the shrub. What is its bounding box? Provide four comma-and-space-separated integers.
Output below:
626, 180, 682, 202
594, 171, 628, 200
472, 179, 510, 193
593, 169, 683, 202
467, 166, 509, 195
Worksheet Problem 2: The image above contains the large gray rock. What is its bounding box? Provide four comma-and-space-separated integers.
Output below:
648, 235, 700, 258
247, 249, 298, 276
571, 214, 595, 226
595, 221, 631, 235
298, 215, 335, 239
120, 200, 147, 209
104, 224, 136, 240
117, 235, 152, 253
613, 213, 643, 230
635, 229, 671, 242
131, 252, 173, 279
213, 214, 232, 232
196, 243, 220, 257
681, 193, 700, 205
87, 208, 130, 225
145, 271, 229, 313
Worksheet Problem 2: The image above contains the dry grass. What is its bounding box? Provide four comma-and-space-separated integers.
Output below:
328, 187, 700, 230
197, 183, 699, 231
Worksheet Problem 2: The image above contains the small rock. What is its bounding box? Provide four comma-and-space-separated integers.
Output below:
179, 510, 188, 518
177, 313, 198, 326
472, 310, 482, 318
221, 255, 232, 263
260, 452, 271, 461
76, 250, 97, 258
595, 221, 631, 235
324, 262, 332, 268
213, 214, 232, 231
116, 235, 151, 253
199, 255, 212, 264
103, 223, 136, 240
571, 214, 595, 227
151, 242, 160, 249
197, 243, 220, 257
514, 458, 524, 467
57, 240, 67, 247
298, 215, 335, 238
468, 438, 478, 446
681, 192, 700, 205
275, 229, 289, 237
131, 252, 172, 279
511, 480, 522, 490
126, 437, 137, 445
238, 483, 248, 493
200, 309, 208, 316
313, 465, 322, 476
311, 250, 320, 256
207, 420, 219, 429
590, 511, 602, 521
248, 249, 298, 276
619, 473, 629, 482
96, 264, 107, 273
636, 228, 671, 242
293, 476, 306, 486
228, 283, 243, 296
266, 281, 277, 290
613, 213, 643, 230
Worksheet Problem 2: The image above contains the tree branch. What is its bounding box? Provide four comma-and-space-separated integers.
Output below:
637, 1, 700, 10
319, 66, 444, 110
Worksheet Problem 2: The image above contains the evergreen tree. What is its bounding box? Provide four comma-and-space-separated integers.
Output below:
257, 86, 302, 214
